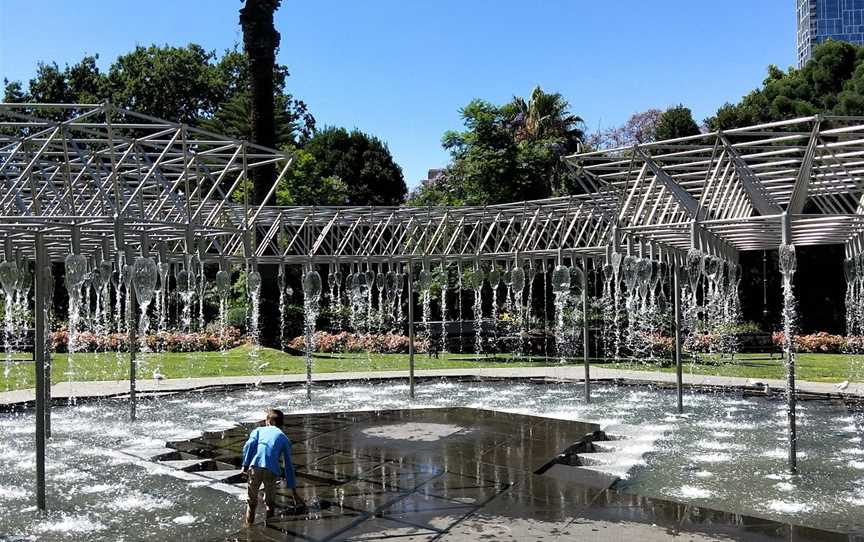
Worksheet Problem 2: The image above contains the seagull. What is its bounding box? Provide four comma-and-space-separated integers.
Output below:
257, 362, 269, 371
836, 380, 850, 392
152, 370, 165, 381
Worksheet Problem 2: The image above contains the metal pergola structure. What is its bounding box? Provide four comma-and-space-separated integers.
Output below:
4, 105, 863, 510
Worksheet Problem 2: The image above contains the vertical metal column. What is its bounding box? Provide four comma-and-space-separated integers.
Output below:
125, 245, 137, 422
673, 259, 684, 414
407, 261, 415, 399
42, 242, 51, 439
34, 233, 47, 512
581, 256, 590, 403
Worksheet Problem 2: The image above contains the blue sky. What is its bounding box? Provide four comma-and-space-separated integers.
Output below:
0, 1, 795, 189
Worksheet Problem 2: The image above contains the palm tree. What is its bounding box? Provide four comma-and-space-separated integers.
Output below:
504, 86, 584, 150
239, 0, 281, 205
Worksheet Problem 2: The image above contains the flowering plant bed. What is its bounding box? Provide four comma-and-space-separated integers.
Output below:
289, 331, 430, 354
51, 327, 244, 353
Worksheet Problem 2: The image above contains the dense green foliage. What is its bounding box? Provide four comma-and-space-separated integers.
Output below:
5, 44, 406, 207
290, 127, 407, 205
410, 86, 584, 205
655, 104, 700, 140
707, 40, 864, 130
3, 45, 315, 146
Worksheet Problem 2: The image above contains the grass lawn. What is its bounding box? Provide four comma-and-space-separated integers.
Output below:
596, 352, 864, 384
1, 348, 861, 392
0, 346, 551, 392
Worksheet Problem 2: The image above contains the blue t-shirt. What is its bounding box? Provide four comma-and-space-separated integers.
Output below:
241, 426, 296, 488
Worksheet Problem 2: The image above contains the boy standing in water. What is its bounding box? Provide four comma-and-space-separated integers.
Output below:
241, 408, 303, 525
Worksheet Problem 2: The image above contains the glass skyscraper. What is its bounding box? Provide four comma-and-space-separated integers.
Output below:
797, 0, 864, 66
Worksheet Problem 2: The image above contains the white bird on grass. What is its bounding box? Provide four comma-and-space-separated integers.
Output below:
836, 380, 850, 392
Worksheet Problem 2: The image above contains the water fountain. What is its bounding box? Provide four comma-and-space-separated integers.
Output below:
488, 264, 501, 350
551, 262, 571, 360
133, 255, 158, 356
418, 263, 432, 344
215, 266, 232, 352
302, 266, 322, 399
779, 235, 798, 473
63, 252, 88, 398
0, 254, 18, 386
246, 266, 263, 369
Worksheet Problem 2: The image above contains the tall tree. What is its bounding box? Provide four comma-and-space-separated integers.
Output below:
296, 127, 407, 205
654, 104, 700, 140
240, 0, 282, 205
706, 40, 864, 130
410, 86, 584, 205
3, 46, 314, 143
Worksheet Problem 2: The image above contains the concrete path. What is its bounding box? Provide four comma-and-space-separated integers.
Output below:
2, 365, 861, 406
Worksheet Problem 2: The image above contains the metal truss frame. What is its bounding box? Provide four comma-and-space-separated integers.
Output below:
565, 115, 864, 257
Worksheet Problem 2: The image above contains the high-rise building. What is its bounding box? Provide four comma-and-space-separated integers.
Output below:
797, 0, 864, 66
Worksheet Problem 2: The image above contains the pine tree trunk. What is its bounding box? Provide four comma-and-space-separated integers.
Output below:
239, 0, 280, 205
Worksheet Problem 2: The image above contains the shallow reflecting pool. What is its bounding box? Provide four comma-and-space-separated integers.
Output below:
0, 379, 862, 540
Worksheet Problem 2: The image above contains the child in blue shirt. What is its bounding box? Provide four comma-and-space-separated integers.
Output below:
241, 408, 303, 525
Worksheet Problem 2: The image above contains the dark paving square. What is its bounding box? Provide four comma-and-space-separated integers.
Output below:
155, 407, 846, 542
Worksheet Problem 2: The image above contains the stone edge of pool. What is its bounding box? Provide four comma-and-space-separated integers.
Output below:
2, 365, 862, 409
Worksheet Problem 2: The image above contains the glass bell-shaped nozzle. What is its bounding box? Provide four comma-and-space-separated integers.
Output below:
845, 258, 857, 283
569, 265, 584, 295
333, 271, 343, 289
158, 260, 170, 280
610, 251, 623, 276
510, 267, 526, 293
704, 255, 720, 282
385, 271, 397, 296
247, 270, 262, 297
133, 256, 158, 305
122, 260, 134, 289
503, 268, 513, 288
326, 270, 335, 290
779, 244, 797, 279
376, 272, 385, 291
176, 268, 191, 293
215, 269, 232, 297
622, 255, 637, 290
685, 249, 702, 292
303, 269, 322, 300
418, 268, 433, 291
602, 263, 614, 283
551, 264, 571, 293
396, 271, 405, 292
364, 269, 375, 289
651, 260, 663, 289
679, 265, 690, 291
99, 260, 113, 289
487, 267, 502, 288
285, 285, 294, 297
63, 254, 87, 294
356, 270, 368, 293
636, 258, 652, 288
17, 262, 32, 296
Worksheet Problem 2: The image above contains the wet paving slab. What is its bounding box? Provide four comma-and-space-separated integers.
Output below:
143, 407, 859, 542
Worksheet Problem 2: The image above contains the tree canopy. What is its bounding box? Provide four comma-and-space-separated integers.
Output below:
706, 40, 864, 130
3, 44, 314, 145
410, 86, 584, 206
282, 127, 406, 206
654, 105, 700, 140
587, 105, 700, 150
